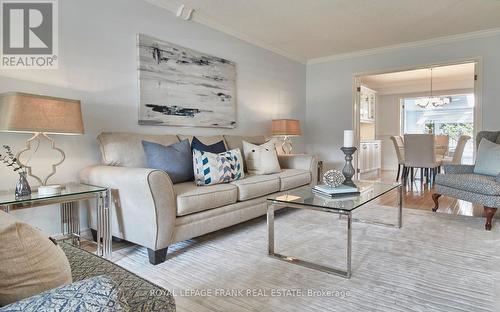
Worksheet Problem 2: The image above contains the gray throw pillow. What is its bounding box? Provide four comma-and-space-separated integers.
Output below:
474, 139, 500, 177
142, 140, 193, 183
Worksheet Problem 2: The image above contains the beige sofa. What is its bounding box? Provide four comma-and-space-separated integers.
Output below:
80, 132, 317, 264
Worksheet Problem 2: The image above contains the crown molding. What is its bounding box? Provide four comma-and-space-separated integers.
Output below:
308, 27, 500, 65
144, 0, 500, 66
143, 0, 307, 64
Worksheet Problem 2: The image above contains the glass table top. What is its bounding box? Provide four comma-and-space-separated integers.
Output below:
267, 181, 400, 212
0, 183, 107, 206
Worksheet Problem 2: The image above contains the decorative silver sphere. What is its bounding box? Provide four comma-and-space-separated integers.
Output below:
323, 169, 345, 187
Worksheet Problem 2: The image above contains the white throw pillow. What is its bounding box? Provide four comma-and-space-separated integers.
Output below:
242, 140, 281, 175
474, 139, 500, 177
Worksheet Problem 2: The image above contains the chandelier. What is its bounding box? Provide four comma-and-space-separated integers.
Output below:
416, 68, 451, 108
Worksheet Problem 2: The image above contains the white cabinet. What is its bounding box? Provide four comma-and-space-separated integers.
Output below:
359, 141, 381, 173
360, 86, 376, 123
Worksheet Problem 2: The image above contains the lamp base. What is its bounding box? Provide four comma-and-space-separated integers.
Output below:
280, 136, 293, 154
340, 147, 357, 188
16, 132, 65, 186
38, 185, 62, 196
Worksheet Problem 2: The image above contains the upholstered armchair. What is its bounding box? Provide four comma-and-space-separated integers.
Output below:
432, 131, 500, 230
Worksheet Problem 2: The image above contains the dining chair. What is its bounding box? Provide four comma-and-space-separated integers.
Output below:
390, 136, 405, 181
435, 134, 449, 158
404, 134, 442, 184
441, 135, 471, 166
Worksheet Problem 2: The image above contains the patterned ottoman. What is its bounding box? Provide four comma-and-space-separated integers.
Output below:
60, 243, 176, 312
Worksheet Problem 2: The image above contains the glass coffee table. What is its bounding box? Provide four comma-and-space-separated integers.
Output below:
267, 181, 402, 278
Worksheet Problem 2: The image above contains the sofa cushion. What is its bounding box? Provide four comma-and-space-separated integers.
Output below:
1, 276, 130, 312
272, 169, 312, 191
173, 182, 238, 216
98, 132, 179, 168
191, 136, 227, 153
231, 174, 280, 201
142, 140, 193, 183
0, 211, 72, 306
435, 173, 500, 196
177, 135, 227, 149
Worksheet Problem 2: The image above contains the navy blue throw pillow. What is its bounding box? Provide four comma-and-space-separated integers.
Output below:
191, 136, 227, 153
142, 139, 193, 183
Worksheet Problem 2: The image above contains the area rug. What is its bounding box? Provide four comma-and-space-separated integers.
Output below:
112, 206, 500, 312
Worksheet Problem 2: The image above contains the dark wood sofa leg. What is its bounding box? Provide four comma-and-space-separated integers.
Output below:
148, 248, 168, 265
90, 228, 125, 243
432, 193, 441, 212
91, 229, 97, 242
484, 207, 497, 231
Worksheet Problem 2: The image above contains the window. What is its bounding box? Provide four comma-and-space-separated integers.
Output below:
402, 94, 474, 164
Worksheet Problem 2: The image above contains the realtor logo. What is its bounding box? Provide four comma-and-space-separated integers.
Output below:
1, 0, 58, 68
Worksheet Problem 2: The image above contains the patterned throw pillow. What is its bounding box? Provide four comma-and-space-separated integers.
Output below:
193, 149, 244, 186
0, 276, 130, 312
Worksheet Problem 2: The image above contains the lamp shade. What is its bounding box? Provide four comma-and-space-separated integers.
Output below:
0, 92, 84, 135
271, 119, 301, 137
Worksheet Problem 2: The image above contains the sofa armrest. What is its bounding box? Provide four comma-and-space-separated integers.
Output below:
80, 166, 176, 251
443, 164, 475, 174
278, 154, 318, 185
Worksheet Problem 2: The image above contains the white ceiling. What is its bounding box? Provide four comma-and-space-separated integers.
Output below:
361, 63, 475, 95
145, 0, 500, 63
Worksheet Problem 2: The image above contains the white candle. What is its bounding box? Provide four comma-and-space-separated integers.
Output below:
343, 130, 354, 147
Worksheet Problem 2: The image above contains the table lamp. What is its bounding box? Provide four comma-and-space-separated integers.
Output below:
0, 92, 84, 186
271, 119, 301, 154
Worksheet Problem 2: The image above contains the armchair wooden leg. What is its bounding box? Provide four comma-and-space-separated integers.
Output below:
484, 207, 497, 231
396, 164, 401, 181
432, 193, 441, 212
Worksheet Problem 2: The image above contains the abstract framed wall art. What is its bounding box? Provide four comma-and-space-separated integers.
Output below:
137, 34, 237, 128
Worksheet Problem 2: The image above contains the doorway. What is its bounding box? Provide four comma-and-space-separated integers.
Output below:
353, 60, 480, 181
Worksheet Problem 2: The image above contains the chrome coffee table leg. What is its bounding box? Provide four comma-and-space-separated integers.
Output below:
267, 203, 275, 255
266, 202, 352, 278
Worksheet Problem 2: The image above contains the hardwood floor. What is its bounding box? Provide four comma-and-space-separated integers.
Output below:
361, 170, 491, 218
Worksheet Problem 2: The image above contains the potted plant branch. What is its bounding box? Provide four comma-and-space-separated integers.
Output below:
0, 145, 31, 197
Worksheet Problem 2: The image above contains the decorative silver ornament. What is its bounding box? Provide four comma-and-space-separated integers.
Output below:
323, 169, 345, 187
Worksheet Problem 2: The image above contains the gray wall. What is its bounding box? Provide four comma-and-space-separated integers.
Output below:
306, 34, 500, 171
0, 0, 306, 234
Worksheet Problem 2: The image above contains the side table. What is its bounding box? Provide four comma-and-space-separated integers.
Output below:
0, 183, 112, 259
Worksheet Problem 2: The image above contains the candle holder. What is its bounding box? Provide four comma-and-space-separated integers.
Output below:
340, 147, 357, 188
